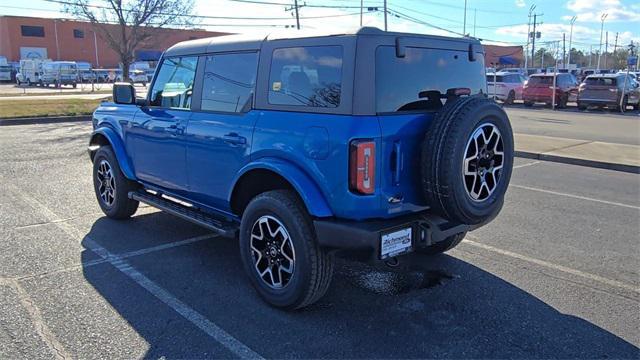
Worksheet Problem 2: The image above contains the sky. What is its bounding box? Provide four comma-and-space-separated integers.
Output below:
2, 0, 638, 54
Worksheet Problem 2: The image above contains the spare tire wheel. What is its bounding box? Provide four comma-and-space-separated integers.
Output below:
421, 95, 514, 225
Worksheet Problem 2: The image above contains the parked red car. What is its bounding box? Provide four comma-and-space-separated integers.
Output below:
523, 73, 578, 108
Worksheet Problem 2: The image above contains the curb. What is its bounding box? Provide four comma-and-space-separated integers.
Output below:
515, 151, 640, 174
0, 115, 92, 126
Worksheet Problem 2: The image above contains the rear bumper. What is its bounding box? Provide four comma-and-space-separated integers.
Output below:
314, 211, 482, 260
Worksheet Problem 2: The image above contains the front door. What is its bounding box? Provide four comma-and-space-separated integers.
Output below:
127, 56, 198, 194
186, 52, 260, 210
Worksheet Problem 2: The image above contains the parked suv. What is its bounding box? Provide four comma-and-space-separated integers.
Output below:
577, 74, 640, 112
89, 28, 514, 309
523, 72, 578, 108
487, 72, 526, 104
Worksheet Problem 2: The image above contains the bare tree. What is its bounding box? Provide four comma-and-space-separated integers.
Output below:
64, 0, 195, 81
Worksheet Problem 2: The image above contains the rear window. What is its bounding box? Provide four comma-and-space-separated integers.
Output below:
376, 46, 485, 113
487, 75, 504, 83
528, 76, 553, 85
268, 46, 343, 108
585, 77, 617, 86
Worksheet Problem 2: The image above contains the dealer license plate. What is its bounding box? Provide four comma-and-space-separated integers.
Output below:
380, 227, 412, 259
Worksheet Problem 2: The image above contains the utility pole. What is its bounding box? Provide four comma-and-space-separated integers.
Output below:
531, 14, 537, 67
597, 13, 608, 70
473, 9, 477, 37
588, 45, 592, 68
384, 0, 388, 31
360, 0, 363, 27
524, 5, 536, 74
294, 0, 300, 29
613, 32, 619, 67
463, 0, 467, 35
562, 33, 566, 67
567, 16, 576, 66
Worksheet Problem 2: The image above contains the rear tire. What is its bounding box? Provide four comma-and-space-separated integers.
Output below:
92, 146, 139, 219
619, 96, 628, 113
524, 101, 533, 107
578, 102, 587, 110
417, 232, 466, 255
421, 96, 513, 225
239, 190, 334, 310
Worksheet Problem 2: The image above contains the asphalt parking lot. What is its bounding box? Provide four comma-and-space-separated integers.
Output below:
1, 121, 639, 358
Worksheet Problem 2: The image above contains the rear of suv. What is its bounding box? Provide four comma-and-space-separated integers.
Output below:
523, 72, 578, 108
577, 74, 640, 112
88, 28, 514, 309
487, 71, 526, 104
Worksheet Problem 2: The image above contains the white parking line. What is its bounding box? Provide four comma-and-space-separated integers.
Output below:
463, 237, 640, 295
4, 180, 264, 359
16, 234, 219, 282
510, 184, 640, 210
512, 160, 541, 169
7, 279, 71, 360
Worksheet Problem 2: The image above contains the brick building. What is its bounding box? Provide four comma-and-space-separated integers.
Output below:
0, 15, 229, 67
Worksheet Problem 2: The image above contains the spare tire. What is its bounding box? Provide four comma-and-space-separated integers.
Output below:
421, 95, 514, 225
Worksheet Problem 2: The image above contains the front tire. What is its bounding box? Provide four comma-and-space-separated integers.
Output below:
505, 90, 515, 105
239, 190, 334, 310
92, 146, 139, 219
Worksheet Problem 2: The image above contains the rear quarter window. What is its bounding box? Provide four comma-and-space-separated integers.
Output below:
376, 46, 485, 113
268, 46, 343, 108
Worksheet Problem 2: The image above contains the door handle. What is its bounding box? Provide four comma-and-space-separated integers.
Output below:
166, 124, 184, 135
223, 133, 247, 145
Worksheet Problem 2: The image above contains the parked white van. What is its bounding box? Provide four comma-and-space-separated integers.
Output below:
40, 61, 79, 88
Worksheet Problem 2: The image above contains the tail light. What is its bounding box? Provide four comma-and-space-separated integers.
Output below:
349, 140, 375, 195
609, 88, 618, 92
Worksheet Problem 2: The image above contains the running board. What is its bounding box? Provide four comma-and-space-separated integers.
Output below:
129, 190, 238, 238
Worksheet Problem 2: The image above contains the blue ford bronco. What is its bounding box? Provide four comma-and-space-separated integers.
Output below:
89, 28, 513, 309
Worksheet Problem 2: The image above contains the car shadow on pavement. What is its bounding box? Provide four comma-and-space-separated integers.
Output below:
81, 213, 639, 359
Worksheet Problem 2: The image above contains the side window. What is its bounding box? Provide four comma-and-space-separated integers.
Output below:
268, 46, 343, 108
200, 52, 258, 113
150, 57, 197, 109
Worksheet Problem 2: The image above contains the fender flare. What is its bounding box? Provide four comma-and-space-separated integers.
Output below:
89, 127, 136, 180
231, 158, 333, 218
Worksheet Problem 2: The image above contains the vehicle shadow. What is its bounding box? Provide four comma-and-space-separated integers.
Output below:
81, 213, 639, 358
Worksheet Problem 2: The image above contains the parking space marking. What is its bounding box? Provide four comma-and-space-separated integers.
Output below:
512, 160, 541, 169
510, 184, 640, 210
3, 180, 264, 359
16, 233, 219, 282
5, 278, 71, 360
463, 237, 640, 295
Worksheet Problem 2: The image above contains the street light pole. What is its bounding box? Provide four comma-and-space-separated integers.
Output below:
597, 13, 608, 70
567, 16, 576, 66
360, 0, 363, 27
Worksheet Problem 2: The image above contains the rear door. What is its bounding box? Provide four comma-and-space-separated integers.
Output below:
127, 56, 198, 194
185, 51, 260, 209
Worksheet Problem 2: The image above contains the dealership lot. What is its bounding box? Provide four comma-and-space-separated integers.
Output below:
0, 120, 638, 358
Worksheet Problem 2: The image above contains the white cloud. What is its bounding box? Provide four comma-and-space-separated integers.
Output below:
515, 0, 526, 8
565, 0, 640, 22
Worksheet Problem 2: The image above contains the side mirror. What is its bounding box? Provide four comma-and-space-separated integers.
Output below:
113, 82, 136, 105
